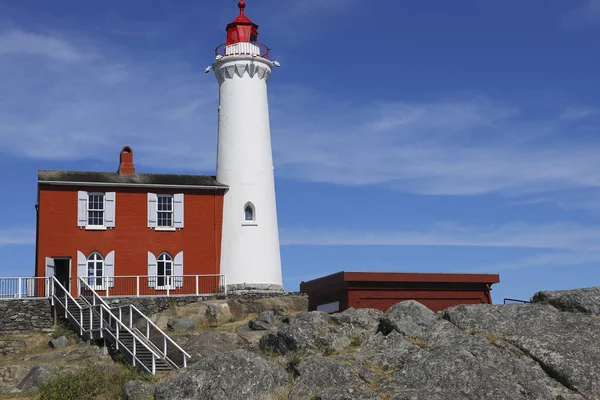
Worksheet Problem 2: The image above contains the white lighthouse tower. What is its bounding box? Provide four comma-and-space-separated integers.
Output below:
212, 1, 283, 292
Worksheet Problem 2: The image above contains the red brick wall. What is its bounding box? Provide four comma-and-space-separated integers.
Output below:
348, 288, 490, 312
36, 185, 224, 295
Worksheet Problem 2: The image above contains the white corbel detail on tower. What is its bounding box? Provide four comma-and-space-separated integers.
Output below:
215, 63, 271, 83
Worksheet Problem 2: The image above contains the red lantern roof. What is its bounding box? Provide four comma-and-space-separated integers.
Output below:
225, 0, 259, 46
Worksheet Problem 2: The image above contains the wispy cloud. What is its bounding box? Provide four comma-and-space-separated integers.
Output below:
0, 30, 81, 62
560, 106, 599, 121
280, 222, 600, 252
510, 188, 600, 215
281, 221, 600, 272
0, 228, 35, 246
271, 94, 600, 196
562, 0, 600, 28
0, 29, 218, 172
2, 28, 600, 199
476, 250, 600, 272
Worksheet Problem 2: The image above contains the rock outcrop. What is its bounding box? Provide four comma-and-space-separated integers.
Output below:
444, 303, 600, 398
150, 289, 600, 400
531, 286, 600, 315
154, 349, 289, 400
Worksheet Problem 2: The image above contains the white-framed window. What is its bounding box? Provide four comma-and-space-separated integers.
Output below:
157, 252, 174, 289
78, 191, 115, 229
148, 193, 183, 229
244, 202, 255, 222
157, 195, 174, 228
87, 252, 105, 289
87, 193, 105, 227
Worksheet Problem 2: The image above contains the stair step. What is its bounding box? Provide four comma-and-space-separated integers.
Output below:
54, 287, 181, 374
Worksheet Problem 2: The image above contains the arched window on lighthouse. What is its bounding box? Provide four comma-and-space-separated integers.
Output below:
244, 202, 255, 222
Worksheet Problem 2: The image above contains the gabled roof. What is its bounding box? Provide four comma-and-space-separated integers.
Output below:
38, 170, 227, 189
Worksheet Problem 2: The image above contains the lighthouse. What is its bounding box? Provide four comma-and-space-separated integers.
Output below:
212, 1, 284, 292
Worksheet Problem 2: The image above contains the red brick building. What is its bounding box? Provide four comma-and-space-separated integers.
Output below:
35, 146, 227, 296
300, 271, 501, 312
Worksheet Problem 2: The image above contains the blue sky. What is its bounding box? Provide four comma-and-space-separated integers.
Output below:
1, 0, 600, 302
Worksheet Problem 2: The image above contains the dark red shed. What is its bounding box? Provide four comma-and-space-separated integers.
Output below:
299, 271, 501, 313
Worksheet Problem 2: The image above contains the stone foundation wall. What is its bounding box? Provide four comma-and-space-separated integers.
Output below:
103, 296, 214, 316
0, 299, 54, 333
0, 292, 308, 333
103, 292, 306, 316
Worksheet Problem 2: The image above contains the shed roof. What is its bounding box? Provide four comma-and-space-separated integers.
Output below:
300, 271, 500, 293
38, 170, 227, 189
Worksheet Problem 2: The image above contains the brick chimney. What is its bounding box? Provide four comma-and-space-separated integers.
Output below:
118, 146, 136, 175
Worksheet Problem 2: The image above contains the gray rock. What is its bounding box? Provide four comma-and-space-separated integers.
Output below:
166, 318, 197, 332
170, 331, 246, 363
226, 295, 307, 321
48, 336, 70, 349
0, 340, 26, 357
123, 380, 155, 400
155, 349, 288, 400
354, 330, 418, 370
248, 319, 271, 331
420, 317, 582, 400
389, 389, 469, 400
531, 286, 600, 315
259, 309, 381, 355
331, 307, 383, 332
390, 346, 554, 400
259, 311, 335, 354
257, 309, 278, 324
205, 305, 219, 326
313, 386, 383, 399
8, 365, 58, 393
444, 303, 600, 398
378, 300, 438, 337
289, 354, 366, 400
349, 303, 583, 400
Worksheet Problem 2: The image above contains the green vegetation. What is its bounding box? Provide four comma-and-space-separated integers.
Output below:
406, 336, 428, 349
465, 329, 504, 344
38, 363, 154, 400
51, 322, 81, 344
349, 333, 364, 348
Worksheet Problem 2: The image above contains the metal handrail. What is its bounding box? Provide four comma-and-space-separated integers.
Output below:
117, 304, 191, 368
78, 278, 162, 374
51, 277, 85, 336
80, 274, 226, 298
0, 277, 51, 300
215, 42, 270, 59
503, 298, 531, 304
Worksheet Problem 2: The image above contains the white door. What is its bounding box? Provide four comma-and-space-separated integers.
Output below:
45, 257, 54, 297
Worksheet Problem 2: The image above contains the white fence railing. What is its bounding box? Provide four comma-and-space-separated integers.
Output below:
78, 275, 226, 298
0, 277, 51, 300
0, 275, 226, 300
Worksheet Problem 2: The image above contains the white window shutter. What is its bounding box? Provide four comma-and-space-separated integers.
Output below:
105, 192, 116, 228
174, 194, 184, 229
77, 250, 87, 279
105, 251, 115, 288
148, 251, 157, 288
174, 251, 184, 288
77, 191, 87, 227
148, 193, 157, 228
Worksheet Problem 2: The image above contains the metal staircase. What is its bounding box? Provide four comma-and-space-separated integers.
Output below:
51, 277, 190, 374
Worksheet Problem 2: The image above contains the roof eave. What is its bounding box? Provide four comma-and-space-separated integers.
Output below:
38, 180, 229, 190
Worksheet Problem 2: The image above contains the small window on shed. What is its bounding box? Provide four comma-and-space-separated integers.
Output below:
244, 202, 255, 222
